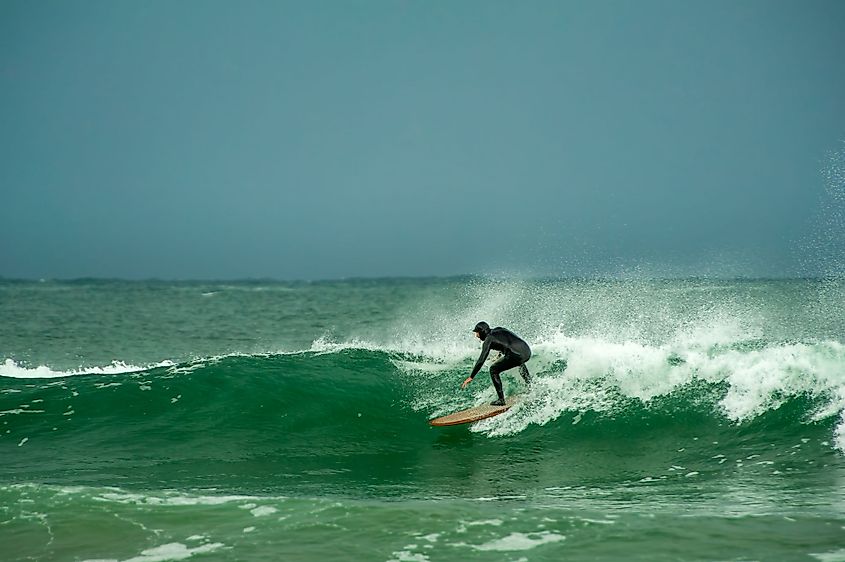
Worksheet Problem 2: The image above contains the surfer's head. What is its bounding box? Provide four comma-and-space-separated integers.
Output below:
473, 321, 491, 341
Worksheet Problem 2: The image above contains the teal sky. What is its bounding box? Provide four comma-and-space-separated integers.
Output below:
2, 1, 844, 280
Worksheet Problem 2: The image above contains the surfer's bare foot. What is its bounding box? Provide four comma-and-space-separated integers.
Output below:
490, 398, 506, 406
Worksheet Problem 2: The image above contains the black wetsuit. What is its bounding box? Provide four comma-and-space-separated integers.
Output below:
470, 327, 532, 404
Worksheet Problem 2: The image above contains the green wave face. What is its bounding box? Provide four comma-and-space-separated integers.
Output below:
3, 348, 841, 499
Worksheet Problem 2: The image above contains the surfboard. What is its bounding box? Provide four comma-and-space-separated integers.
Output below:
429, 396, 519, 427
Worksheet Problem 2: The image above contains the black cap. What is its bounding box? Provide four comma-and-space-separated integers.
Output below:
473, 321, 491, 340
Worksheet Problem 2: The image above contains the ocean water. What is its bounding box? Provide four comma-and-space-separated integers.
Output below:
2, 277, 845, 561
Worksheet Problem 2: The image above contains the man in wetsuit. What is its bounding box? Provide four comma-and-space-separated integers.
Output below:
461, 321, 532, 406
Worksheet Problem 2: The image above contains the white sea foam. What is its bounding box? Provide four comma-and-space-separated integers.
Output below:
250, 506, 277, 517
387, 551, 430, 562
457, 328, 845, 442
811, 548, 845, 562
470, 531, 565, 551
0, 358, 175, 379
0, 350, 297, 380
93, 491, 267, 507
81, 542, 225, 562
0, 409, 45, 416
309, 336, 394, 355
834, 412, 845, 453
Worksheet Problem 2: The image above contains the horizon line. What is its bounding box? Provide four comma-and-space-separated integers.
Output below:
0, 273, 840, 284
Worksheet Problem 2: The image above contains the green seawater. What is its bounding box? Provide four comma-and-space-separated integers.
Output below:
2, 278, 845, 561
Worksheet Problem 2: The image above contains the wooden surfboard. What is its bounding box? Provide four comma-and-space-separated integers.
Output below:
429, 396, 519, 427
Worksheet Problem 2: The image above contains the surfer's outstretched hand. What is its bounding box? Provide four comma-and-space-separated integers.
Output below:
461, 376, 473, 389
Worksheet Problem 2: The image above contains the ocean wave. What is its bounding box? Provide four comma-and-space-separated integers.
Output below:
4, 333, 844, 426
2, 337, 843, 442
1, 344, 841, 502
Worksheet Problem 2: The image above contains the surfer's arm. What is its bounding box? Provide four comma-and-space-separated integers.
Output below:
468, 340, 492, 380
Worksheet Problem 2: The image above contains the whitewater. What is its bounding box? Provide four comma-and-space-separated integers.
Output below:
2, 277, 844, 561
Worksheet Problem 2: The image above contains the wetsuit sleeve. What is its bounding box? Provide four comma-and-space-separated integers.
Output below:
469, 339, 492, 379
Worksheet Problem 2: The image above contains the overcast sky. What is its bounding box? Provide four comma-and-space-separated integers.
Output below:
2, 0, 844, 280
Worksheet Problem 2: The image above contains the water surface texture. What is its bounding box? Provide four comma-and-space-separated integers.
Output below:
2, 278, 844, 561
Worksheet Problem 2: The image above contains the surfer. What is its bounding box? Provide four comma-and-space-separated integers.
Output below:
462, 321, 532, 406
